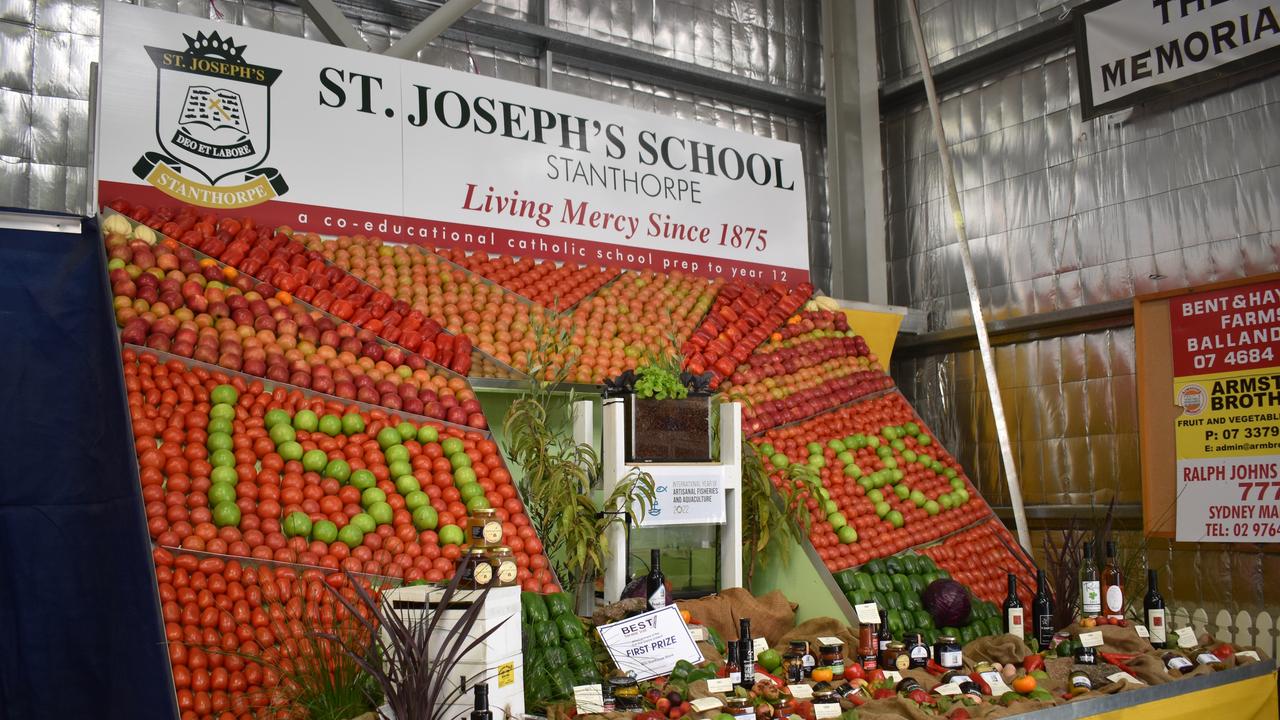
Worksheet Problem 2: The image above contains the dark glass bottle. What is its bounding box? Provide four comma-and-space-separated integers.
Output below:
1102, 541, 1124, 620
1032, 569, 1054, 649
471, 684, 492, 720
1003, 574, 1024, 638
738, 618, 754, 689
1144, 568, 1167, 649
646, 548, 667, 611
725, 640, 742, 684
877, 609, 892, 652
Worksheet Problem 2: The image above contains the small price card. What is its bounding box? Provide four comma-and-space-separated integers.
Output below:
573, 684, 604, 714
752, 637, 770, 658
1175, 626, 1197, 649
933, 683, 961, 696
707, 678, 736, 694
689, 626, 706, 642
882, 670, 902, 684
1107, 671, 1144, 685
817, 636, 844, 646
1238, 651, 1262, 661
787, 684, 813, 699
1079, 631, 1104, 648
690, 697, 724, 712
979, 671, 1013, 696
1134, 624, 1150, 638
854, 603, 881, 624
814, 703, 842, 719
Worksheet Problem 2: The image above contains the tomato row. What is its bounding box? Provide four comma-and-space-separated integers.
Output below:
435, 246, 621, 312
919, 520, 1038, 605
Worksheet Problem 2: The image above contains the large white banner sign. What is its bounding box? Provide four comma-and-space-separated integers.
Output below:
1074, 0, 1280, 118
97, 3, 810, 282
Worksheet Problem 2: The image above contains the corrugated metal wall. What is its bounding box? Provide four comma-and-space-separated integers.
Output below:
0, 0, 829, 285
881, 0, 1280, 618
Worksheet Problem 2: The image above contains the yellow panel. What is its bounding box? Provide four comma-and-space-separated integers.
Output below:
841, 308, 904, 365
1083, 671, 1277, 720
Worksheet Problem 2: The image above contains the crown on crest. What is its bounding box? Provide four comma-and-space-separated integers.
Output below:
182, 31, 247, 62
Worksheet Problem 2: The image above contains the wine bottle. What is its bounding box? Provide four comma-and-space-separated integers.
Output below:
1102, 541, 1124, 620
878, 609, 892, 652
1144, 568, 1167, 649
1003, 573, 1025, 638
739, 618, 755, 688
1080, 540, 1101, 617
471, 683, 492, 720
1032, 569, 1054, 648
646, 548, 667, 611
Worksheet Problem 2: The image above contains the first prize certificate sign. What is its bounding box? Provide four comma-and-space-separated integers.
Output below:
596, 605, 703, 681
1171, 277, 1280, 542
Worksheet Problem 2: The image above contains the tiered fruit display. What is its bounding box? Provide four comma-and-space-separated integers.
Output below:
104, 201, 473, 374
833, 552, 1005, 646
435, 247, 620, 312
564, 270, 720, 384
724, 310, 894, 434
680, 280, 812, 387
124, 348, 555, 590
918, 520, 1037, 605
104, 230, 488, 429
755, 392, 989, 572
309, 234, 544, 377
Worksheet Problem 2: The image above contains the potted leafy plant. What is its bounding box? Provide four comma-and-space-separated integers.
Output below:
604, 350, 716, 463
504, 318, 656, 611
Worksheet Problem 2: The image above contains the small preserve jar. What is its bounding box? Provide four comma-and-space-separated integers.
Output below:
895, 677, 922, 694
903, 632, 929, 669
783, 641, 808, 684
468, 508, 503, 547
835, 682, 867, 704
610, 676, 640, 711
725, 697, 754, 720
1075, 644, 1097, 665
1163, 652, 1193, 673
1069, 670, 1093, 692
462, 546, 493, 589
490, 546, 517, 587
933, 636, 963, 669
820, 644, 845, 677
812, 683, 839, 711
880, 641, 908, 672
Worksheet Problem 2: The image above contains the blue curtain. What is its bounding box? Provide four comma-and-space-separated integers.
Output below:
0, 213, 177, 718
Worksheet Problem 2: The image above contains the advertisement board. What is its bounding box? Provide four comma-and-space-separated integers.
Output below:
96, 3, 810, 282
1074, 0, 1280, 119
1170, 277, 1280, 542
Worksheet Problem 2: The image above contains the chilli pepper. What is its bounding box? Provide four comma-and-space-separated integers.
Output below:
1100, 652, 1139, 669
926, 659, 949, 676
1023, 654, 1046, 673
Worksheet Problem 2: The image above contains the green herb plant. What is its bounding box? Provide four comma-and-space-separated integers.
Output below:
504, 317, 656, 600
633, 333, 689, 400
741, 440, 825, 589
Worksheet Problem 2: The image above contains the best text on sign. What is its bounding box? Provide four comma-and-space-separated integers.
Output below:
96, 3, 810, 283
596, 605, 703, 680
1170, 277, 1280, 543
1074, 0, 1280, 119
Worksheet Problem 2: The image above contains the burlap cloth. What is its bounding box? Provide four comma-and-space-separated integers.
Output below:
681, 588, 797, 646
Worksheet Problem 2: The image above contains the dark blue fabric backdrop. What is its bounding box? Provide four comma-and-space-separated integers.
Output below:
0, 214, 177, 719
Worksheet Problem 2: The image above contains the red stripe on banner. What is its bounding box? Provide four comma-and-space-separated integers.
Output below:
99, 180, 810, 285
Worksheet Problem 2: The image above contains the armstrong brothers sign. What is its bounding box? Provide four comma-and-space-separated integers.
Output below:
97, 3, 811, 282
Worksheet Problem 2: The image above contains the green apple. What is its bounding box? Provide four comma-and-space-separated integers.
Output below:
458, 483, 485, 502
212, 501, 241, 527
206, 418, 233, 435
837, 526, 858, 544
822, 500, 839, 515
337, 524, 364, 548
350, 469, 376, 491
208, 482, 236, 505
909, 489, 927, 507
278, 441, 303, 462
376, 427, 402, 449
325, 459, 351, 483
887, 510, 905, 528
441, 437, 464, 456
269, 423, 296, 446
367, 501, 394, 525
875, 501, 891, 518
404, 490, 429, 511
770, 453, 790, 469
209, 403, 235, 420
894, 484, 911, 500
293, 409, 318, 432
384, 444, 409, 464
416, 425, 438, 444
412, 505, 439, 530
395, 475, 421, 495
449, 453, 472, 470
827, 439, 846, 453
318, 414, 343, 436
283, 511, 312, 538
210, 466, 239, 486
349, 513, 376, 534
341, 413, 365, 435
210, 384, 238, 405
868, 489, 884, 504
452, 467, 477, 485
302, 449, 328, 473
312, 520, 338, 544
843, 464, 862, 479
361, 487, 387, 507
396, 421, 416, 441
924, 500, 941, 516
388, 460, 412, 479
438, 524, 465, 546
209, 449, 236, 468
827, 512, 847, 529
465, 495, 491, 512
